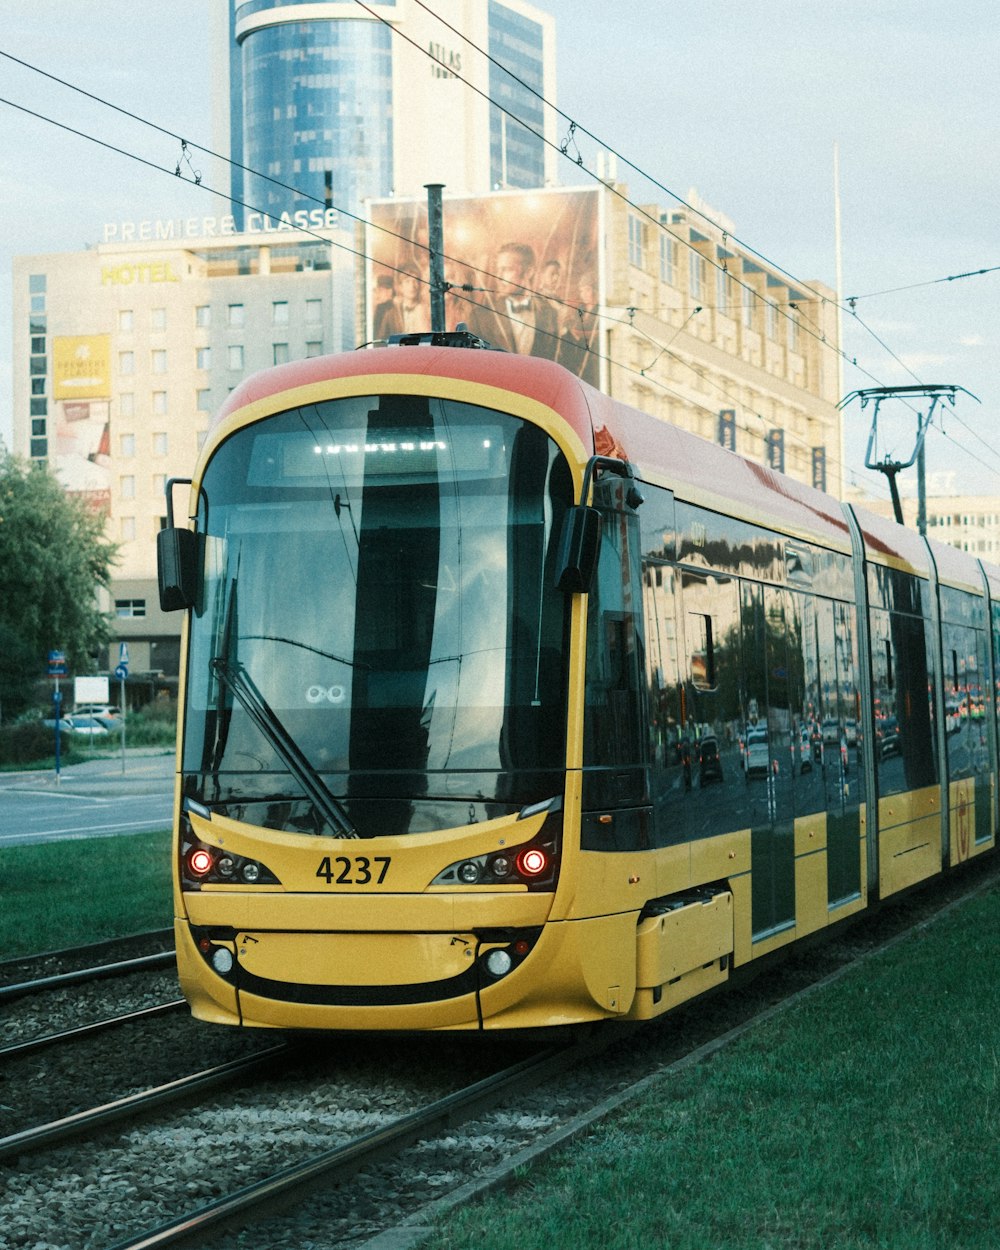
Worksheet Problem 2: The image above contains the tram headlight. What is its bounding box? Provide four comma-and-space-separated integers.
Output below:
180, 828, 281, 888
484, 949, 513, 977
430, 833, 559, 890
211, 947, 234, 975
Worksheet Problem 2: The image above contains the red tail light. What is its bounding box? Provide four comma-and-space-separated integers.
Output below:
187, 847, 214, 877
516, 846, 548, 877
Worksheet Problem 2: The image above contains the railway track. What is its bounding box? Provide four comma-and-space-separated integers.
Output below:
3, 858, 997, 1250
0, 925, 176, 990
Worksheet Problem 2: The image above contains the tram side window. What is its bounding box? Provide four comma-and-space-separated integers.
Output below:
939, 587, 990, 785
870, 589, 938, 797
583, 485, 646, 803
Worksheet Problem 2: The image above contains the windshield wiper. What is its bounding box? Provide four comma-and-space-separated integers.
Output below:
210, 657, 359, 839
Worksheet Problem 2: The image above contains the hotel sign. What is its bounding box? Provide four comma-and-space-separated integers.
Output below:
102, 208, 341, 245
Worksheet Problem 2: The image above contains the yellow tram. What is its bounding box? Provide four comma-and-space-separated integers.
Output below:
157, 336, 998, 1030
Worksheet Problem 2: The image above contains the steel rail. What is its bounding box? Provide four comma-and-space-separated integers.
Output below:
0, 928, 174, 976
0, 1043, 291, 1163
105, 1040, 602, 1250
0, 999, 186, 1062
0, 951, 176, 1004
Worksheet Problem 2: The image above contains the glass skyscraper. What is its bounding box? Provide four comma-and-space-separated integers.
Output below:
226, 0, 555, 225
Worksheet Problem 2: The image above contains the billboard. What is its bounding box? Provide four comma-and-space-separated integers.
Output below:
366, 187, 603, 387
51, 336, 112, 512
53, 335, 111, 401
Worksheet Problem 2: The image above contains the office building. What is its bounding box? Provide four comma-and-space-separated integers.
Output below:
221, 0, 559, 224
12, 224, 354, 680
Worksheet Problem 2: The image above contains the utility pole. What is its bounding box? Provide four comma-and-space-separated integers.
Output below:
838, 385, 979, 532
425, 183, 445, 333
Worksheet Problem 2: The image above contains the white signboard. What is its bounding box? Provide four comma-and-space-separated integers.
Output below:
74, 676, 110, 704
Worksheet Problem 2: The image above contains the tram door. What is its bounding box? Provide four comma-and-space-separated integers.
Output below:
817, 599, 863, 906
743, 583, 796, 940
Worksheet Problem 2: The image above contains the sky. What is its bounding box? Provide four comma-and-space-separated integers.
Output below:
0, 0, 997, 504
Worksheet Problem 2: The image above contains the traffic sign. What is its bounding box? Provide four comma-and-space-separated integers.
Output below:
119, 641, 130, 665
115, 663, 129, 681
48, 649, 66, 676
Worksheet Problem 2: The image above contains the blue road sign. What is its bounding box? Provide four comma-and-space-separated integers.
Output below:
115, 663, 129, 681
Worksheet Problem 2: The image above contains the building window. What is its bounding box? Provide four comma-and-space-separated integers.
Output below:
788, 311, 800, 352
115, 598, 146, 617
153, 474, 166, 496
30, 355, 47, 377
659, 235, 677, 285
120, 392, 134, 418
228, 344, 244, 370
31, 377, 46, 395
305, 299, 322, 324
119, 351, 134, 375
152, 349, 167, 374
120, 474, 136, 500
305, 341, 323, 358
31, 295, 45, 314
628, 216, 645, 269
118, 309, 134, 332
31, 335, 46, 354
272, 301, 289, 325
196, 388, 211, 411
29, 274, 47, 294
153, 391, 167, 415
151, 307, 167, 332
765, 300, 777, 340
742, 285, 755, 329
121, 517, 136, 541
196, 346, 212, 370
30, 398, 47, 416
30, 437, 47, 458
273, 342, 290, 366
195, 305, 211, 328
120, 433, 136, 457
689, 252, 706, 302
31, 419, 46, 437
152, 432, 168, 456
228, 303, 244, 327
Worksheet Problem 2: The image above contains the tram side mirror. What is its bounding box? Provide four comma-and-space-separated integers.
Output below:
157, 527, 198, 612
555, 505, 602, 593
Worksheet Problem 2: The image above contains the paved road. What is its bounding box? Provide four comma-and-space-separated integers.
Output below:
0, 750, 175, 847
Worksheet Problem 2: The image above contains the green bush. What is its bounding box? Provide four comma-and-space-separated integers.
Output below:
124, 699, 179, 747
0, 720, 79, 766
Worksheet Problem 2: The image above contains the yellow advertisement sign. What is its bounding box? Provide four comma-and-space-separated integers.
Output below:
53, 335, 112, 401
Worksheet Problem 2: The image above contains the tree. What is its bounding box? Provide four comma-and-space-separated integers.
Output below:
0, 453, 117, 721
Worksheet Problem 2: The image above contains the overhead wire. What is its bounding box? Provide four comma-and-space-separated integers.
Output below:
0, 40, 985, 499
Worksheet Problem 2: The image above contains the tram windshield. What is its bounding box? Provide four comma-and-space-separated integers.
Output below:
182, 395, 573, 837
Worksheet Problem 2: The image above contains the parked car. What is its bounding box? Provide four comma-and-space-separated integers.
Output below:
74, 704, 121, 719
42, 716, 74, 732
878, 716, 901, 758
698, 735, 723, 784
744, 726, 769, 778
66, 714, 112, 736
796, 726, 812, 773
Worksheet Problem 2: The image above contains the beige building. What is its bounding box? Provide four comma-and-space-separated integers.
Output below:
14, 185, 842, 684
855, 491, 1000, 561
13, 224, 355, 681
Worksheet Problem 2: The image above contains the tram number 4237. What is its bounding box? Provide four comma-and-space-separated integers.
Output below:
316, 855, 391, 885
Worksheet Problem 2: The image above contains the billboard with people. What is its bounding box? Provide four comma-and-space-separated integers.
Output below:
366, 187, 603, 388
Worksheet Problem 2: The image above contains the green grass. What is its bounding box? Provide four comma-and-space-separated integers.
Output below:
0, 830, 173, 957
426, 886, 1000, 1250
